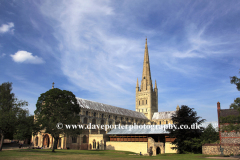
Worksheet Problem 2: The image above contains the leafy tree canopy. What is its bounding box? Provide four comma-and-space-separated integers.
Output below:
230, 71, 240, 91
230, 97, 240, 110
201, 123, 219, 144
229, 71, 240, 112
167, 105, 205, 154
0, 82, 28, 151
13, 109, 34, 141
34, 88, 81, 152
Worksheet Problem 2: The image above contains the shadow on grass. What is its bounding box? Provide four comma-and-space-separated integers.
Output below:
12, 149, 136, 156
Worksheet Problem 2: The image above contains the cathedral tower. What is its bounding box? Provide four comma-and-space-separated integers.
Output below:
136, 38, 158, 120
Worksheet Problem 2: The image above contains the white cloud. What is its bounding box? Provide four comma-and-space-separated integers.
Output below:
0, 22, 14, 34
10, 51, 45, 64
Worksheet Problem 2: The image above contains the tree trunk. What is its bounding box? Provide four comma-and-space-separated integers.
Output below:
0, 133, 4, 151
52, 137, 59, 152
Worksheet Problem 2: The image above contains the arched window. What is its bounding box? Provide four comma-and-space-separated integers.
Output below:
146, 100, 147, 104
109, 121, 112, 125
35, 137, 38, 146
101, 119, 104, 125
109, 115, 111, 119
146, 109, 147, 112
72, 137, 77, 143
93, 139, 96, 149
102, 114, 104, 119
139, 101, 140, 105
94, 112, 96, 117
92, 119, 96, 125
83, 117, 87, 124
115, 116, 117, 120
86, 111, 88, 116
97, 142, 99, 149
166, 121, 168, 124
83, 135, 87, 143
160, 121, 161, 125
142, 100, 144, 105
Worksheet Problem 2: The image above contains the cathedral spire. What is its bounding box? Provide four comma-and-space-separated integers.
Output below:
136, 78, 139, 88
141, 38, 152, 91
136, 38, 158, 120
52, 82, 55, 89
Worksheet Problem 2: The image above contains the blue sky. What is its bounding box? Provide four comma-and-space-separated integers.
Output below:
0, 0, 240, 122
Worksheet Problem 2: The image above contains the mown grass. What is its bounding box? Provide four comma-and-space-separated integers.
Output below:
0, 149, 224, 160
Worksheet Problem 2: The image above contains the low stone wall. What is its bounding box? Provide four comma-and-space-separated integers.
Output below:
202, 144, 240, 155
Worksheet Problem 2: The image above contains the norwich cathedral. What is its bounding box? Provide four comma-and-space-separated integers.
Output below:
32, 39, 180, 155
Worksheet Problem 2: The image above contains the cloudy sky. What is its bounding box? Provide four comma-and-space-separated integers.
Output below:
1, 0, 240, 122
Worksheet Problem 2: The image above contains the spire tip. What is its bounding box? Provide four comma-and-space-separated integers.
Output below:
52, 82, 55, 89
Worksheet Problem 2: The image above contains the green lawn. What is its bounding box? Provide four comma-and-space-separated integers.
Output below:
0, 149, 223, 160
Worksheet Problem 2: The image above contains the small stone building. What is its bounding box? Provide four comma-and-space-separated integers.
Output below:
202, 102, 240, 155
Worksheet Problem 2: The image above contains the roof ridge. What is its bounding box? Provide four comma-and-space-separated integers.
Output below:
76, 97, 148, 120
220, 109, 238, 110
154, 111, 176, 113
76, 97, 141, 113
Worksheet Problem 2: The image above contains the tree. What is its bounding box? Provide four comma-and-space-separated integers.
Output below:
182, 138, 202, 154
230, 98, 240, 109
13, 109, 34, 143
0, 82, 28, 151
230, 71, 240, 91
167, 105, 205, 154
34, 88, 81, 152
230, 71, 240, 109
200, 123, 219, 144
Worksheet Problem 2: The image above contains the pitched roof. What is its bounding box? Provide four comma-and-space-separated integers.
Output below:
152, 111, 176, 120
76, 97, 148, 120
220, 109, 239, 117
